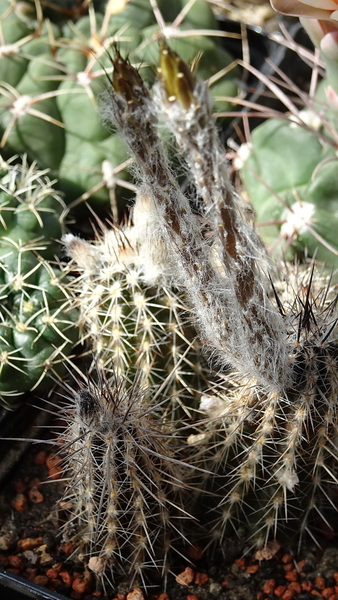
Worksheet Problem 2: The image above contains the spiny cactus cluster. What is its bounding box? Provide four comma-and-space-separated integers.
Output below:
72, 43, 337, 569
59, 366, 192, 589
63, 217, 208, 421
0, 156, 79, 408
2, 9, 338, 596
192, 265, 338, 549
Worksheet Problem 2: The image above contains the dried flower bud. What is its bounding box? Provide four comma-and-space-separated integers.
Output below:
111, 49, 149, 106
158, 43, 196, 109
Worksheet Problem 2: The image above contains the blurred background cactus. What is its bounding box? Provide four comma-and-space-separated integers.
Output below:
236, 0, 338, 268
0, 0, 239, 211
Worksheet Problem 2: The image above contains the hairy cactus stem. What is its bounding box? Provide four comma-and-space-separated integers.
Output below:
101, 46, 288, 392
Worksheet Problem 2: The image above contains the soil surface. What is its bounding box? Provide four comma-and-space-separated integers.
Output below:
0, 439, 338, 600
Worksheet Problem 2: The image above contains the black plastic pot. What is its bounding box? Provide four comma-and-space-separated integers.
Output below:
0, 568, 68, 600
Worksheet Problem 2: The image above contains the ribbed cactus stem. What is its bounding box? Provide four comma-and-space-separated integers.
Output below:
59, 368, 191, 586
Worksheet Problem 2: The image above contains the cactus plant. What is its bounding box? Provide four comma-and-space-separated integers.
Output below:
63, 211, 209, 421
0, 0, 239, 209
239, 112, 338, 268
99, 44, 338, 557
58, 365, 193, 588
0, 156, 79, 408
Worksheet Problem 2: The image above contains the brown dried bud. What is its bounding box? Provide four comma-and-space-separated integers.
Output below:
112, 49, 148, 106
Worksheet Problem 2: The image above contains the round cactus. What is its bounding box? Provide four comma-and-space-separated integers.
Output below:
0, 0, 239, 209
0, 157, 79, 408
239, 99, 338, 268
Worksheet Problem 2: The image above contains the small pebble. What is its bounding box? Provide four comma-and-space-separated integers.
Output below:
158, 594, 170, 600
72, 577, 91, 595
194, 572, 209, 585
284, 571, 298, 582
282, 590, 295, 600
13, 493, 27, 512
281, 554, 293, 564
235, 558, 246, 568
316, 576, 326, 590
8, 555, 23, 570
60, 571, 73, 586
17, 537, 43, 552
246, 564, 259, 574
187, 596, 199, 600
88, 556, 105, 574
126, 588, 144, 600
61, 542, 76, 554
46, 568, 59, 580
274, 585, 286, 597
288, 582, 301, 594
46, 453, 62, 480
34, 575, 49, 587
301, 581, 313, 591
297, 560, 307, 572
22, 550, 38, 564
262, 579, 275, 595
323, 589, 336, 598
176, 567, 194, 586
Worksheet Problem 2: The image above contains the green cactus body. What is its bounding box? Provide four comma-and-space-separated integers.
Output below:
0, 158, 78, 408
240, 115, 338, 267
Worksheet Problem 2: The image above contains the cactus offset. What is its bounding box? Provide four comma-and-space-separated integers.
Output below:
63, 209, 208, 421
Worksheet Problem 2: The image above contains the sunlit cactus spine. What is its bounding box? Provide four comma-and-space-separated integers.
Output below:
103, 43, 338, 552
